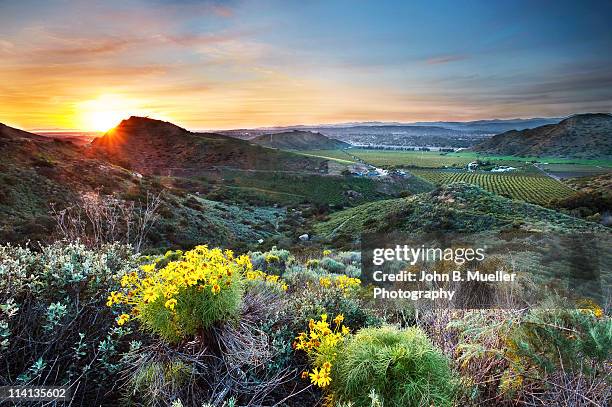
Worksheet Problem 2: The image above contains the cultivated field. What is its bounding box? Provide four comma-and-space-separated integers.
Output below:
537, 163, 612, 179
410, 169, 575, 205
348, 149, 475, 168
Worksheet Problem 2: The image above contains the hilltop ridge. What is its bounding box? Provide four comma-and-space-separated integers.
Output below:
315, 183, 604, 242
251, 130, 350, 150
471, 113, 612, 159
90, 116, 327, 176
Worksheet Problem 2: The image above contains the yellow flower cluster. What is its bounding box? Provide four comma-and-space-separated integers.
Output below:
264, 254, 280, 264
310, 364, 332, 387
294, 314, 350, 388
107, 246, 289, 328
576, 298, 604, 318
245, 269, 288, 291
322, 249, 332, 256
117, 313, 130, 326
107, 246, 268, 324
319, 275, 361, 294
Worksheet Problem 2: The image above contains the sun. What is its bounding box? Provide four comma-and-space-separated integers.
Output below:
78, 95, 145, 132
86, 109, 128, 132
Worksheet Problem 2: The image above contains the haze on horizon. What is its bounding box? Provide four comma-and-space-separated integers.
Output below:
1, 0, 612, 132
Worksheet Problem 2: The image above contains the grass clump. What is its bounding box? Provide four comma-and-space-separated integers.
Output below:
332, 325, 457, 407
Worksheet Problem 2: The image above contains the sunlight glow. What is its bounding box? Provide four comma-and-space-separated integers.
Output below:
78, 95, 149, 132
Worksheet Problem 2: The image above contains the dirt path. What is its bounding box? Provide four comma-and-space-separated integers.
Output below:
533, 163, 562, 181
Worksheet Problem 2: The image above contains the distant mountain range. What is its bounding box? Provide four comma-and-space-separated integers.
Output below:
471, 113, 612, 159
218, 117, 563, 139
251, 130, 350, 150
219, 117, 564, 149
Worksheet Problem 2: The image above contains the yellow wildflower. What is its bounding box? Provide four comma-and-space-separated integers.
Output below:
211, 284, 221, 294
164, 298, 177, 311
310, 367, 331, 387
143, 287, 158, 303
117, 314, 130, 326
319, 277, 332, 288
106, 291, 122, 307
333, 314, 344, 325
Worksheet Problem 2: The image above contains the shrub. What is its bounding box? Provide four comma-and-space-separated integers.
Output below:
332, 326, 457, 407
283, 267, 381, 369
109, 246, 247, 343
0, 242, 139, 405
506, 308, 611, 383
337, 251, 361, 266
109, 246, 288, 343
249, 246, 294, 275
344, 265, 361, 278
320, 257, 346, 274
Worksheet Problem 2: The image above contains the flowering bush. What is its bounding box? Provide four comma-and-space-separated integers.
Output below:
108, 245, 286, 343
318, 274, 360, 295
249, 246, 293, 275
294, 313, 351, 388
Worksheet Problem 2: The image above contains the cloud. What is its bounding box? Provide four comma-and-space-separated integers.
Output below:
425, 54, 468, 65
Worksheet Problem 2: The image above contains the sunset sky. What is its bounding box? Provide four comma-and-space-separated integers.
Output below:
1, 0, 612, 131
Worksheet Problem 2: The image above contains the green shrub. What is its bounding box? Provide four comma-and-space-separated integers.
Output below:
332, 326, 457, 407
249, 246, 294, 275
320, 257, 346, 274
344, 265, 361, 278
0, 242, 139, 405
508, 308, 611, 375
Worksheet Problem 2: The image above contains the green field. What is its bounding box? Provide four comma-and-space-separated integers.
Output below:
410, 169, 575, 205
537, 163, 611, 178
450, 151, 612, 167
348, 149, 475, 168
297, 148, 612, 170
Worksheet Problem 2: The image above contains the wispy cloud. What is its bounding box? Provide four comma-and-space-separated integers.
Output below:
425, 54, 468, 65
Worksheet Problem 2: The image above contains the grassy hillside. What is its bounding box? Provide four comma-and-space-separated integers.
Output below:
315, 183, 603, 241
0, 122, 287, 249
251, 130, 350, 150
471, 113, 612, 159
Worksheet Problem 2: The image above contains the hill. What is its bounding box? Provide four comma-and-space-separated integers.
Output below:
471, 113, 612, 159
0, 122, 290, 249
90, 117, 327, 176
251, 130, 350, 150
315, 183, 604, 243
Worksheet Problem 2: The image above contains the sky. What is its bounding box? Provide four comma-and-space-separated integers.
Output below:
1, 0, 611, 131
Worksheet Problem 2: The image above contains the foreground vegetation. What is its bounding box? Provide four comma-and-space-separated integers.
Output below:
0, 240, 609, 406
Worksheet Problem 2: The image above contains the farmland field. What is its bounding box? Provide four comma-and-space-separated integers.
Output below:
294, 149, 612, 171
410, 169, 575, 205
537, 163, 611, 179
348, 149, 475, 168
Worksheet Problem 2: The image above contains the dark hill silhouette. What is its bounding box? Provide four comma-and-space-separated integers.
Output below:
470, 113, 612, 159
90, 117, 327, 176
